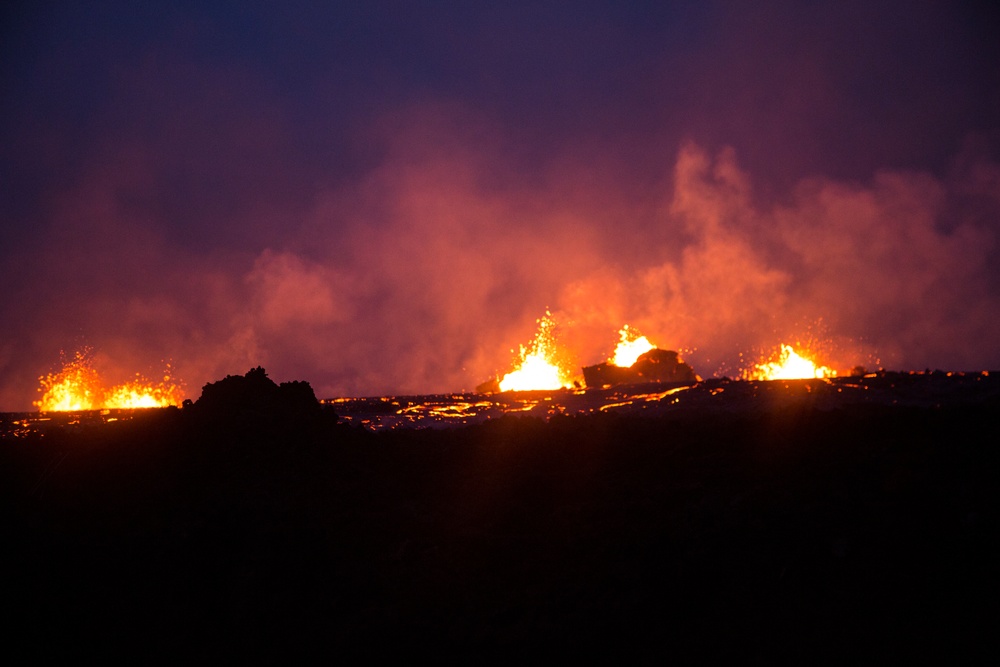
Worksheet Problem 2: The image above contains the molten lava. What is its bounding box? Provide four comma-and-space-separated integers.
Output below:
102, 372, 185, 409
34, 351, 185, 411
748, 344, 836, 381
610, 325, 655, 367
498, 312, 574, 392
34, 350, 102, 411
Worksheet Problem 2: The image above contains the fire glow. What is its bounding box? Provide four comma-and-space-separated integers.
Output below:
498, 312, 575, 392
748, 344, 837, 381
610, 325, 655, 368
34, 350, 184, 411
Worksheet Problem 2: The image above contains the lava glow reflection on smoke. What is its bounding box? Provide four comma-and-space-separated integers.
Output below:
34, 350, 184, 411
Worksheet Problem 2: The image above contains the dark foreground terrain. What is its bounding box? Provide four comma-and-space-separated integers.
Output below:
3, 371, 998, 662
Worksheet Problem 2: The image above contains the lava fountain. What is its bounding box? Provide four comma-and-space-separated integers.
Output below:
34, 350, 102, 411
102, 370, 185, 409
498, 312, 575, 392
609, 325, 655, 368
34, 350, 185, 411
747, 344, 836, 381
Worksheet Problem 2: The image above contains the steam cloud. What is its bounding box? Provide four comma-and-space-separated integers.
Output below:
2, 2, 998, 409
3, 119, 998, 410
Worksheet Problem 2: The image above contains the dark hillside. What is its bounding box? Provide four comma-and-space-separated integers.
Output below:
2, 378, 997, 662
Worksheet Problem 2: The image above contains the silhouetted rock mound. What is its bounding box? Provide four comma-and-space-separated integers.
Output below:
583, 349, 697, 388
192, 366, 322, 422
476, 378, 501, 394
634, 348, 697, 382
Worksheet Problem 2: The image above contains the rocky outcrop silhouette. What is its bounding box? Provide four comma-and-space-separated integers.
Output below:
189, 366, 325, 425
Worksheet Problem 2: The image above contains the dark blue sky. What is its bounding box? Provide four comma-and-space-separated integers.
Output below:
2, 1, 999, 407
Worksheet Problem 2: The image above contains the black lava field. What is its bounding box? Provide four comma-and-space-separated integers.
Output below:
2, 370, 997, 662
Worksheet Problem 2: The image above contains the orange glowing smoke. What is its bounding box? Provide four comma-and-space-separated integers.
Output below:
34, 350, 185, 411
747, 344, 837, 381
498, 312, 575, 391
610, 325, 655, 367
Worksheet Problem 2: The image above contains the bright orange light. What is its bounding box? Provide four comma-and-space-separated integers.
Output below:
748, 344, 836, 380
498, 312, 574, 391
610, 325, 655, 367
34, 350, 102, 411
103, 372, 185, 409
34, 351, 185, 411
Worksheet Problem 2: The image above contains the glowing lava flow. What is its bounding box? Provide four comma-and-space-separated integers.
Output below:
610, 325, 655, 367
34, 351, 185, 411
748, 344, 836, 381
498, 312, 574, 392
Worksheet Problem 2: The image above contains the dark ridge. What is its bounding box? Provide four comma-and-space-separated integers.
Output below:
1, 371, 997, 662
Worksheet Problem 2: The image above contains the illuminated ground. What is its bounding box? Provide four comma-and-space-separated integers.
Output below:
329, 371, 997, 429
2, 371, 997, 661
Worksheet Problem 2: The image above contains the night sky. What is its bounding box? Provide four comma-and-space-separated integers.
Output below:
2, 1, 999, 409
